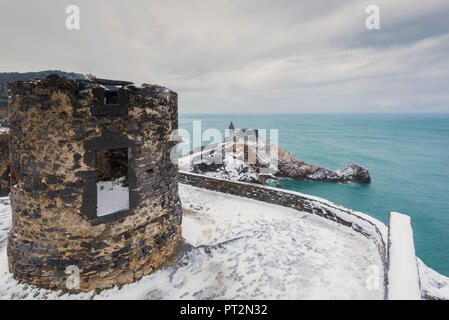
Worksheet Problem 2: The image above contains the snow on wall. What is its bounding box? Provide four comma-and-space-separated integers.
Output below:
387, 212, 421, 300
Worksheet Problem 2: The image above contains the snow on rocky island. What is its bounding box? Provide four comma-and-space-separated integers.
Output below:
178, 126, 371, 184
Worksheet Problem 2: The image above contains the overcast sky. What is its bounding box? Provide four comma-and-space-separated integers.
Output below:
1, 0, 448, 113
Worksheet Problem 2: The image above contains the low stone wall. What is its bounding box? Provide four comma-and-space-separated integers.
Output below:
179, 171, 389, 294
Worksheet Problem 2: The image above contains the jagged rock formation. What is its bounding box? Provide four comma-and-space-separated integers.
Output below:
179, 123, 371, 184
275, 144, 371, 183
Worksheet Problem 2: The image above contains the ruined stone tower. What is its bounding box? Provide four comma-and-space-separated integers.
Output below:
7, 75, 182, 292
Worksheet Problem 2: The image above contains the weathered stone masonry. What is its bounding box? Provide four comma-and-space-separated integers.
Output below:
7, 75, 182, 292
0, 133, 9, 196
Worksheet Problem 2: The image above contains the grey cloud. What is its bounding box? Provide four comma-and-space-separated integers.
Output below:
351, 2, 449, 48
0, 0, 448, 113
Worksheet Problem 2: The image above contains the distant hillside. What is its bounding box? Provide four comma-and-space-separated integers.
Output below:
0, 70, 85, 112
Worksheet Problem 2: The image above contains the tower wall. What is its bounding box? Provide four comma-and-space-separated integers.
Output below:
0, 133, 9, 196
7, 76, 182, 292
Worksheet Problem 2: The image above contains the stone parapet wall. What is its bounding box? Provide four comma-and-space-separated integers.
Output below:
179, 171, 388, 294
7, 76, 182, 292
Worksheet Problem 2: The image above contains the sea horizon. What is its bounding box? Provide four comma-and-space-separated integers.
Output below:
179, 113, 449, 277
180, 112, 449, 115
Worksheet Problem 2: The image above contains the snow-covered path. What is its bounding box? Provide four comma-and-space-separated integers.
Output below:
173, 184, 384, 299
0, 185, 386, 299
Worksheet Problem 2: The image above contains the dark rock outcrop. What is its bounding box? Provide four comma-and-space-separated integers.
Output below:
275, 145, 371, 183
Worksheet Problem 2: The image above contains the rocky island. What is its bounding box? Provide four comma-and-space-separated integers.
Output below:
179, 122, 371, 184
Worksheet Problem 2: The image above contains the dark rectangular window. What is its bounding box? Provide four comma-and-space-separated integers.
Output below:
91, 87, 129, 116
104, 91, 118, 105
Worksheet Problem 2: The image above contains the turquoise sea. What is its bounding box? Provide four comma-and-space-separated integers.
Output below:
179, 113, 449, 277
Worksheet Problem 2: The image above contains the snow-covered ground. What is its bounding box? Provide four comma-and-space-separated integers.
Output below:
418, 259, 449, 300
97, 178, 129, 217
171, 184, 384, 300
0, 197, 10, 248
0, 185, 448, 299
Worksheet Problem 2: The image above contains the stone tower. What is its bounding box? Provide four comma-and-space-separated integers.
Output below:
7, 75, 182, 292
